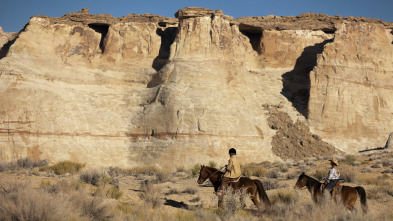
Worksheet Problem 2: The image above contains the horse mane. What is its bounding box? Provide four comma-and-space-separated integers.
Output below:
304, 174, 321, 187
202, 165, 222, 174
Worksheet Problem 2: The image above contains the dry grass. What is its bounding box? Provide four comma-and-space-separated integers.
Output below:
339, 165, 357, 183
260, 178, 280, 190
241, 165, 267, 177
4, 154, 393, 220
0, 179, 112, 221
155, 170, 171, 183
139, 180, 162, 208
341, 155, 357, 165
39, 161, 85, 175
312, 169, 327, 179
271, 189, 298, 204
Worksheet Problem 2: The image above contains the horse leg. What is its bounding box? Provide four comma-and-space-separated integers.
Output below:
240, 194, 246, 209
218, 195, 224, 208
347, 195, 357, 212
251, 187, 261, 210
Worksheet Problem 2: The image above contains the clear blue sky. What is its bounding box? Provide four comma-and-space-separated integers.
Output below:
1, 0, 393, 32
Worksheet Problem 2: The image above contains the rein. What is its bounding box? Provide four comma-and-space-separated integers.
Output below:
202, 166, 225, 184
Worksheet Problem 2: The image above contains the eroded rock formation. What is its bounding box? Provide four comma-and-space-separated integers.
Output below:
0, 7, 392, 167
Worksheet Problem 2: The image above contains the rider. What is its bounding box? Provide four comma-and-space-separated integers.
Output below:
322, 158, 340, 194
217, 148, 241, 195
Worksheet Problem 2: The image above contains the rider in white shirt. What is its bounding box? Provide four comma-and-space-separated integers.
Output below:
322, 158, 340, 193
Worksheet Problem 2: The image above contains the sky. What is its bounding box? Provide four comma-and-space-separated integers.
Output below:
1, 0, 393, 32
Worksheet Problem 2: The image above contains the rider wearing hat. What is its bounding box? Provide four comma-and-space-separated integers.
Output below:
217, 148, 241, 195
322, 158, 340, 193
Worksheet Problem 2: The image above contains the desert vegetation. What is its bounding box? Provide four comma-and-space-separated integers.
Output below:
1, 150, 393, 220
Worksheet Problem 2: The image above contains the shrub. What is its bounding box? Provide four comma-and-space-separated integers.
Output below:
33, 159, 49, 167
266, 169, 280, 178
313, 169, 326, 179
166, 188, 180, 195
371, 163, 382, 168
286, 172, 298, 180
107, 167, 120, 177
341, 155, 357, 165
0, 161, 9, 172
242, 165, 267, 177
382, 159, 393, 167
190, 196, 201, 203
40, 161, 85, 175
176, 167, 186, 173
107, 186, 123, 199
260, 178, 280, 190
361, 167, 373, 173
298, 164, 309, 172
139, 180, 162, 208
339, 165, 357, 183
17, 157, 33, 169
191, 164, 201, 176
73, 195, 112, 220
271, 189, 297, 204
121, 166, 159, 176
280, 165, 289, 173
80, 169, 103, 186
222, 188, 244, 215
182, 187, 197, 194
155, 171, 171, 183
208, 160, 217, 168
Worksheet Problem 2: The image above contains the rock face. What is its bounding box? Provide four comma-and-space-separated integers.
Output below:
308, 22, 393, 151
0, 7, 392, 167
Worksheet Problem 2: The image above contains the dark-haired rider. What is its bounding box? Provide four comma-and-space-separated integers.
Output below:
217, 148, 241, 196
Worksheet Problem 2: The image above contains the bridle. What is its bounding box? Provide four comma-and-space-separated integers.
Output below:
200, 166, 226, 184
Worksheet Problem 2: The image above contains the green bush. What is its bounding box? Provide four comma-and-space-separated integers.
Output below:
208, 161, 217, 168
40, 161, 85, 175
191, 164, 201, 176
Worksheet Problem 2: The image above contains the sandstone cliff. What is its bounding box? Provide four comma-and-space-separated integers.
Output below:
0, 7, 392, 167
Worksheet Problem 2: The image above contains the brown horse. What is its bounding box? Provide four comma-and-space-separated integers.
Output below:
294, 172, 367, 213
197, 165, 271, 209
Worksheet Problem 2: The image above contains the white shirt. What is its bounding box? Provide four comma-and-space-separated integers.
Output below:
327, 167, 340, 180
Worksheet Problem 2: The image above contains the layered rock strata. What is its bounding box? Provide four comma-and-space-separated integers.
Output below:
0, 7, 392, 167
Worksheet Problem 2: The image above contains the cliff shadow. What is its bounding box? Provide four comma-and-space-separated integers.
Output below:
281, 39, 333, 118
0, 38, 16, 60
148, 27, 177, 88
239, 24, 263, 54
88, 23, 109, 53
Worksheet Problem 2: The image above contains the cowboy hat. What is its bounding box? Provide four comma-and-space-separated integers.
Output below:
329, 158, 339, 166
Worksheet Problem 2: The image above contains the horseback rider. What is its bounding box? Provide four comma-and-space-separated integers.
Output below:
217, 148, 241, 195
321, 158, 340, 194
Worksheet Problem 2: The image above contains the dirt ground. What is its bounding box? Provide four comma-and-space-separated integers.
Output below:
1, 150, 393, 220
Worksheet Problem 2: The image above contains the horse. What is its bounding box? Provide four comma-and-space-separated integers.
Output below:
197, 165, 271, 209
294, 172, 367, 213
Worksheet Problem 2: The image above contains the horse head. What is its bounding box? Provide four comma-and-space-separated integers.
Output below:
197, 165, 207, 184
294, 172, 307, 189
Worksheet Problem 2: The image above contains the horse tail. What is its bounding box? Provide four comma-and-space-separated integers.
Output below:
355, 186, 368, 213
255, 179, 271, 207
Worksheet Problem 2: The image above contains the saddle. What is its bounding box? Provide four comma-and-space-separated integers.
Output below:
321, 181, 341, 195
229, 176, 242, 183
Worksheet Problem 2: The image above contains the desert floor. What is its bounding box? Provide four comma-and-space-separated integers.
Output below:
1, 150, 393, 220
